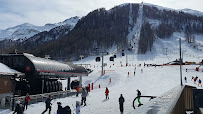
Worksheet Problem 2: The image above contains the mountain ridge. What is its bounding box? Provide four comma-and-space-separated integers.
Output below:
0, 16, 80, 41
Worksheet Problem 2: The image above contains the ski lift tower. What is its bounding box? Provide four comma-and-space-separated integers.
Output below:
93, 48, 108, 76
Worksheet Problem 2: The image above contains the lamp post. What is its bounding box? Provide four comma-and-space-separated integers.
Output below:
12, 74, 17, 111
179, 38, 183, 86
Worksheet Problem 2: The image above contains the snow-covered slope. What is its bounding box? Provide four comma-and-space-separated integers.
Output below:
180, 8, 203, 17
0, 31, 202, 114
0, 16, 79, 41
144, 2, 203, 17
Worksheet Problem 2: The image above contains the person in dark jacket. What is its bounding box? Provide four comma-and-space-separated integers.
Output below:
57, 102, 63, 114
42, 95, 52, 114
119, 94, 125, 114
137, 89, 142, 106
13, 101, 24, 114
24, 93, 30, 110
198, 79, 202, 87
81, 88, 87, 106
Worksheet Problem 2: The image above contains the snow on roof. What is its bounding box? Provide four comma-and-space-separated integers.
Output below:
0, 62, 20, 74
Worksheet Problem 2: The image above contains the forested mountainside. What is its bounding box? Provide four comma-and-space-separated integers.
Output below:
2, 3, 203, 60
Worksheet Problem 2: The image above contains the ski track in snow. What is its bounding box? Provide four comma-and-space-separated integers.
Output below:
127, 2, 144, 54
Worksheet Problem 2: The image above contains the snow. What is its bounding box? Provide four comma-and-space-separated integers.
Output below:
0, 32, 203, 114
180, 8, 203, 17
0, 17, 79, 41
0, 63, 20, 73
144, 2, 203, 17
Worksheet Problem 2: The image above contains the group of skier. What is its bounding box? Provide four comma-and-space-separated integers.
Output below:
13, 93, 30, 114
13, 86, 142, 114
191, 76, 202, 87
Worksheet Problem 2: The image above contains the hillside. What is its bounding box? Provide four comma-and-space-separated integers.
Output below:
11, 3, 202, 60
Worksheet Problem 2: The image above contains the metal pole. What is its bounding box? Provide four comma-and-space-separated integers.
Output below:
182, 52, 183, 63
42, 79, 44, 94
179, 38, 183, 86
101, 52, 104, 76
67, 77, 70, 90
126, 51, 127, 66
12, 74, 16, 111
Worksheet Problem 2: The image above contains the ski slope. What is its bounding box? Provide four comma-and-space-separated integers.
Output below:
127, 2, 144, 54
0, 32, 203, 114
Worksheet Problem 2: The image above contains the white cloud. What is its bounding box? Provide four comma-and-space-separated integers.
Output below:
0, 0, 203, 29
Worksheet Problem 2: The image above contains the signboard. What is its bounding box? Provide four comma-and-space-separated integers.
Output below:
193, 89, 203, 114
26, 66, 30, 72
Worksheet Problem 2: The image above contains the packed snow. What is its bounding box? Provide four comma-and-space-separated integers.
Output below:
0, 32, 203, 114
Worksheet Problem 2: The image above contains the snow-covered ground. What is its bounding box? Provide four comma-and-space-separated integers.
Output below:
0, 32, 203, 114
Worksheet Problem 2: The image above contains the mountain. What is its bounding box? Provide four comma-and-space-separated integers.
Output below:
2, 3, 203, 60
0, 16, 79, 41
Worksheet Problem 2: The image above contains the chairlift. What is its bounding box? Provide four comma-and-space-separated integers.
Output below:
96, 57, 101, 62
110, 56, 114, 61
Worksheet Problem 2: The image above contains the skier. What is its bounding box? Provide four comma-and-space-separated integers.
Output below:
57, 102, 71, 114
119, 94, 125, 114
184, 77, 187, 83
13, 101, 24, 114
191, 76, 194, 81
81, 87, 87, 106
42, 95, 52, 114
24, 93, 30, 110
134, 71, 135, 76
194, 76, 198, 84
57, 102, 63, 114
76, 101, 80, 114
141, 69, 143, 73
198, 79, 202, 87
137, 89, 142, 107
105, 87, 109, 99
76, 86, 79, 97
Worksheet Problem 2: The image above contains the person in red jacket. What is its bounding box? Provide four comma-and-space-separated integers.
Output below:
105, 87, 109, 99
24, 93, 30, 110
76, 86, 80, 97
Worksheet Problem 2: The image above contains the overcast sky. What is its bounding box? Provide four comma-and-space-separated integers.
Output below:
0, 0, 203, 30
